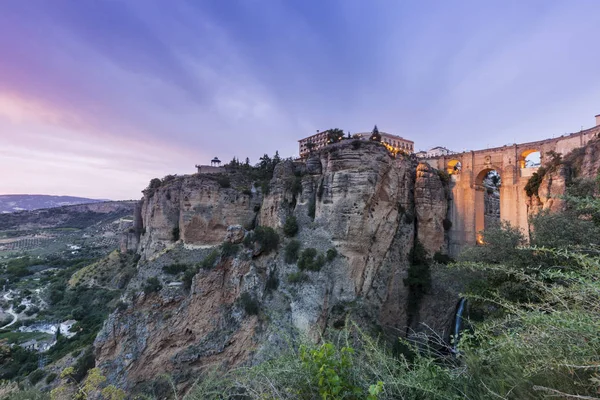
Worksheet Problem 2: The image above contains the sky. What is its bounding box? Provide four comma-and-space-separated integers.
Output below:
1, 0, 599, 200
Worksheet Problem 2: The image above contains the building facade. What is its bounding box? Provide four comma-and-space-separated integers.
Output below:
299, 130, 414, 158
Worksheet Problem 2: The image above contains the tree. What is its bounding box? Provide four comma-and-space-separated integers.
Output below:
369, 125, 381, 142
273, 151, 281, 166
326, 129, 344, 144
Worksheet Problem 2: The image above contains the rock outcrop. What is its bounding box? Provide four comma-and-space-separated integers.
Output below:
95, 141, 453, 392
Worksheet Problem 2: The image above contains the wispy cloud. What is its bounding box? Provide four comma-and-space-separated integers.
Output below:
1, 0, 599, 198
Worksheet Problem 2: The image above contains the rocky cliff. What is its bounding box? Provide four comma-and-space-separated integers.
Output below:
527, 136, 600, 215
94, 140, 454, 392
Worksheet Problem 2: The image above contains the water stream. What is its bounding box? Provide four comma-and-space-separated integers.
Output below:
452, 298, 467, 353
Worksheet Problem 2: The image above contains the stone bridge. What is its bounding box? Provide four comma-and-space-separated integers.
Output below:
424, 119, 600, 256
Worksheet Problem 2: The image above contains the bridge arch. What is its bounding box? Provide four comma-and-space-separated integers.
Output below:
519, 149, 541, 168
474, 167, 502, 244
447, 159, 462, 175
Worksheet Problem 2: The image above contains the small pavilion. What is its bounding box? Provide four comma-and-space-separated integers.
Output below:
210, 157, 221, 167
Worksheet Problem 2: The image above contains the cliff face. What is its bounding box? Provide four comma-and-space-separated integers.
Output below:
527, 137, 600, 215
95, 141, 453, 391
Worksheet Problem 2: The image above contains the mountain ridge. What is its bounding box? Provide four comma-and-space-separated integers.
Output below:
0, 194, 112, 214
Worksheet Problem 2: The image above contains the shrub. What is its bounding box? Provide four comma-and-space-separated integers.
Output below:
171, 227, 180, 241
45, 372, 57, 384
265, 271, 279, 292
116, 301, 128, 312
298, 248, 324, 271
326, 248, 337, 262
239, 292, 259, 315
284, 240, 301, 264
252, 226, 280, 254
283, 215, 299, 237
162, 263, 188, 274
524, 166, 546, 197
221, 242, 239, 258
143, 277, 162, 294
182, 268, 197, 291
261, 180, 270, 195
28, 369, 45, 385
437, 169, 450, 184
433, 252, 452, 264
217, 175, 231, 188
287, 271, 310, 284
200, 250, 220, 269
530, 210, 600, 248
404, 239, 431, 325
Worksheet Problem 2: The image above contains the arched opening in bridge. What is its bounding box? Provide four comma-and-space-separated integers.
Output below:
519, 149, 541, 168
447, 159, 462, 175
475, 169, 501, 244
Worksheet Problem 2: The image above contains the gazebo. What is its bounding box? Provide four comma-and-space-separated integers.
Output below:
210, 157, 221, 167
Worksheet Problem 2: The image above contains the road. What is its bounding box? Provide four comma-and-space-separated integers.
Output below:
0, 291, 18, 329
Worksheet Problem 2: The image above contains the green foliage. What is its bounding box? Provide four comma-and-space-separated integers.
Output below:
459, 220, 526, 266
246, 226, 280, 255
297, 248, 325, 272
28, 369, 45, 385
326, 128, 345, 144
171, 227, 180, 241
326, 248, 338, 262
287, 271, 309, 284
216, 175, 231, 188
220, 242, 239, 258
143, 277, 162, 294
45, 372, 57, 384
265, 271, 279, 292
437, 169, 450, 184
148, 178, 162, 190
299, 342, 363, 399
239, 292, 259, 315
369, 125, 381, 142
530, 210, 600, 248
566, 176, 597, 198
283, 215, 299, 237
162, 263, 189, 275
284, 240, 301, 264
524, 166, 546, 196
200, 249, 220, 269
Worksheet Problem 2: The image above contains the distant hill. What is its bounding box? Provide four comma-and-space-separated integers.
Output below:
0, 194, 109, 213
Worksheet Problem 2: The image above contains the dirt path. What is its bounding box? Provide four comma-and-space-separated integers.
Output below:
1, 292, 18, 329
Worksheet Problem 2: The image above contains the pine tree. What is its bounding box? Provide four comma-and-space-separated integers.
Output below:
370, 125, 381, 142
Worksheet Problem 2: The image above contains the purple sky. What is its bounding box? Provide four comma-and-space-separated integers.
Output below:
1, 1, 599, 200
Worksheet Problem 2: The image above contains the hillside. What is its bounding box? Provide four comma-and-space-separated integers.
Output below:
0, 195, 108, 214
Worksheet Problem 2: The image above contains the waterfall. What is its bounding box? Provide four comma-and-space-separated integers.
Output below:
452, 298, 467, 353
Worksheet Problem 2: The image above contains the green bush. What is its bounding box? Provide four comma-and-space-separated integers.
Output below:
529, 210, 600, 248
524, 166, 546, 196
265, 271, 279, 292
287, 271, 309, 284
247, 226, 280, 254
45, 372, 57, 384
284, 240, 301, 264
162, 263, 189, 274
28, 369, 45, 385
326, 248, 337, 262
297, 248, 324, 271
221, 242, 240, 258
143, 277, 162, 294
217, 175, 231, 188
200, 250, 220, 269
283, 215, 299, 237
239, 292, 259, 315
